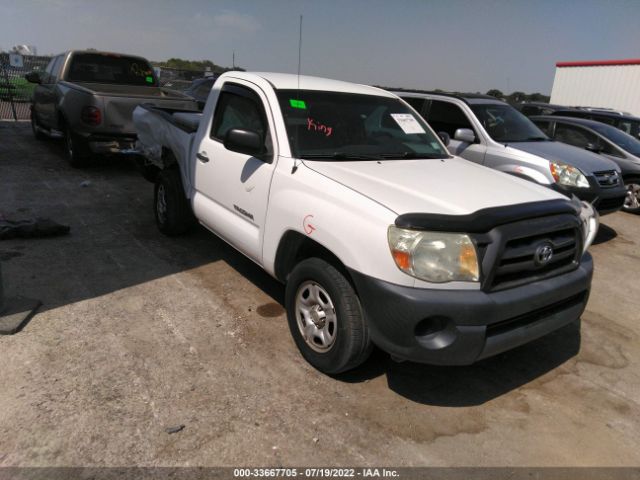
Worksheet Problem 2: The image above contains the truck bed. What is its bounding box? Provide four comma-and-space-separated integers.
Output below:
133, 104, 202, 195
66, 81, 192, 99
58, 81, 199, 137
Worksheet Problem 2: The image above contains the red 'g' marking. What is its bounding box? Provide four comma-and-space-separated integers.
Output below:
303, 215, 316, 235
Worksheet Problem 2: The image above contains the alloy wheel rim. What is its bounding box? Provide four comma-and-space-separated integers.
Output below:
295, 281, 337, 353
66, 132, 73, 158
624, 183, 640, 210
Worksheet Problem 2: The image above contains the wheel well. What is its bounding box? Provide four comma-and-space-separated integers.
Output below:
57, 111, 67, 130
274, 231, 352, 284
161, 148, 179, 169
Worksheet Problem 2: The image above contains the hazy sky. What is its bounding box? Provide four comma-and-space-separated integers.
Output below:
2, 0, 639, 94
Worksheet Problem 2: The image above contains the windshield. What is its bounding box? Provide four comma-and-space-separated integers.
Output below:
471, 103, 548, 143
275, 90, 448, 160
592, 122, 640, 156
67, 53, 157, 86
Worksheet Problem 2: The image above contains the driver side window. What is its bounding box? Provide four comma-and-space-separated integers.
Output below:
424, 100, 475, 139
210, 85, 273, 157
555, 124, 596, 149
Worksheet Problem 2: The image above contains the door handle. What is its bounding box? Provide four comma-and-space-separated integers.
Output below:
196, 152, 209, 163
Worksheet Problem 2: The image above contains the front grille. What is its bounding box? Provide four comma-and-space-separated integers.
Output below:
593, 170, 620, 188
481, 216, 582, 292
486, 291, 587, 337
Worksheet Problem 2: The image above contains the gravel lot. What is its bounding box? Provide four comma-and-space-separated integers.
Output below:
1, 122, 639, 467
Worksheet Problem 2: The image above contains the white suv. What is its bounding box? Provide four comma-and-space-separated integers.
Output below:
396, 92, 627, 215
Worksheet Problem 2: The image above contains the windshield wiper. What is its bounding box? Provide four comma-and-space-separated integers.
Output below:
300, 153, 384, 160
378, 152, 447, 159
522, 136, 549, 142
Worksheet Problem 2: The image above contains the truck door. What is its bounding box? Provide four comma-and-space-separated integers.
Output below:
34, 55, 61, 128
425, 99, 487, 164
193, 81, 277, 264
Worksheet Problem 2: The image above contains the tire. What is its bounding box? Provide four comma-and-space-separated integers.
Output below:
134, 156, 160, 183
623, 176, 640, 214
30, 109, 46, 141
285, 257, 372, 374
63, 123, 90, 168
154, 168, 195, 236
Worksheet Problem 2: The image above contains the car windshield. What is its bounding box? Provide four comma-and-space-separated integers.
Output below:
67, 53, 157, 86
592, 122, 640, 156
470, 103, 549, 143
275, 90, 448, 160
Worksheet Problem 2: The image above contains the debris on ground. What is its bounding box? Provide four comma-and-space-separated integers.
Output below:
0, 218, 70, 240
164, 425, 185, 434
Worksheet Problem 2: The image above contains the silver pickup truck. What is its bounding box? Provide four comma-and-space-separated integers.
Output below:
25, 50, 197, 167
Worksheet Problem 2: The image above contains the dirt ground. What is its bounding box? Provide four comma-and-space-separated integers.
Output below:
0, 122, 639, 467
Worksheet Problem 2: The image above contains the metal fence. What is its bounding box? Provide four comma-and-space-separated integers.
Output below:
0, 53, 51, 121
0, 53, 213, 121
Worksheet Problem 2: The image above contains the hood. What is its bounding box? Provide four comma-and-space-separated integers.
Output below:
303, 156, 564, 216
507, 141, 620, 173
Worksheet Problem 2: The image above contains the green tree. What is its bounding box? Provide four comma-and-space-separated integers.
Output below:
486, 89, 504, 98
154, 58, 244, 73
507, 91, 527, 103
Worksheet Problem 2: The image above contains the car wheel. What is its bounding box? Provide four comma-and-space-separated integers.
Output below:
30, 109, 46, 141
154, 168, 195, 236
285, 258, 372, 374
623, 176, 640, 214
63, 124, 90, 168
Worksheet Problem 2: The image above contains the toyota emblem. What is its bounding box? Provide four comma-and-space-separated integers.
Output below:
534, 243, 554, 266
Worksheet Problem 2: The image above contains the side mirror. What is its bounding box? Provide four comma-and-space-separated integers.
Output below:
454, 128, 475, 143
24, 72, 41, 84
437, 131, 450, 146
224, 128, 264, 157
585, 143, 601, 153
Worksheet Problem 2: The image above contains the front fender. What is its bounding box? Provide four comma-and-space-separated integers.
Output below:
495, 163, 553, 186
262, 158, 417, 287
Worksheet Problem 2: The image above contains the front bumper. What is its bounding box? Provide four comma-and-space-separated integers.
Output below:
559, 178, 626, 215
348, 253, 593, 365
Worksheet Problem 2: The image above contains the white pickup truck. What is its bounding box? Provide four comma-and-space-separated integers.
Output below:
133, 72, 598, 374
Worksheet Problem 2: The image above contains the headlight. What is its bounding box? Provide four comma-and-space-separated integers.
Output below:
388, 227, 479, 283
578, 200, 599, 252
549, 161, 589, 188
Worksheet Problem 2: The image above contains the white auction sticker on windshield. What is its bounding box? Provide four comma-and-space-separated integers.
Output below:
390, 114, 426, 134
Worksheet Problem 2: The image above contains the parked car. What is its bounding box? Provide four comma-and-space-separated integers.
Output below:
183, 76, 218, 110
159, 79, 193, 92
25, 50, 198, 167
133, 72, 598, 374
515, 101, 569, 117
396, 91, 627, 215
550, 109, 640, 140
531, 115, 640, 213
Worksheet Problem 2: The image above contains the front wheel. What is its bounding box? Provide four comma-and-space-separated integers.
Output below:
154, 168, 195, 236
285, 258, 372, 374
623, 176, 640, 214
30, 109, 46, 141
